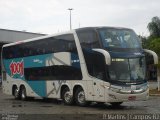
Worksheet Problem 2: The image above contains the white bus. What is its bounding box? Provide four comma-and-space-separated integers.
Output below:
1, 27, 158, 106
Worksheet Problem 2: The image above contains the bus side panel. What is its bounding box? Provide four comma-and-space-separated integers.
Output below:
3, 57, 47, 98
45, 52, 74, 98
46, 80, 72, 99
2, 74, 14, 95
2, 58, 24, 95
2, 74, 41, 98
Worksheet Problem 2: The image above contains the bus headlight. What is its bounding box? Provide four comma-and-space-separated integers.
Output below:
110, 84, 148, 94
110, 87, 120, 92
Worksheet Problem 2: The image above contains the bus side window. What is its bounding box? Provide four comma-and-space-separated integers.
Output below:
76, 29, 100, 48
68, 43, 75, 51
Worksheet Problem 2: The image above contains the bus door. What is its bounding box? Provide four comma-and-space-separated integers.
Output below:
89, 60, 105, 102
92, 79, 105, 102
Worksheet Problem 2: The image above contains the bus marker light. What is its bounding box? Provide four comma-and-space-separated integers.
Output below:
109, 94, 116, 99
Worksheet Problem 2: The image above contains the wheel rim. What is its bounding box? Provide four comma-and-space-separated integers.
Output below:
14, 89, 19, 98
64, 91, 72, 103
77, 91, 85, 104
21, 89, 26, 99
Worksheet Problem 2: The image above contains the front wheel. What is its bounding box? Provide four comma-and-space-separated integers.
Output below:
75, 87, 88, 107
110, 102, 123, 107
97, 102, 105, 105
62, 87, 73, 105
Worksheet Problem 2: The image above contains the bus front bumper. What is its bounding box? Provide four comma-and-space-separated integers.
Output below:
105, 87, 149, 103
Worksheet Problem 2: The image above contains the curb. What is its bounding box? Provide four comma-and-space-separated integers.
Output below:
149, 94, 160, 96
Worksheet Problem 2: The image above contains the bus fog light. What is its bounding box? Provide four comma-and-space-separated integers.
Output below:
110, 87, 120, 92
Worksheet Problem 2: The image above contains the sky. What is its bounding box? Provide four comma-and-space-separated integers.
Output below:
0, 0, 160, 36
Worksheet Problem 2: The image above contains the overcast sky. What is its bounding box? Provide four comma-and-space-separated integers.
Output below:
0, 0, 160, 36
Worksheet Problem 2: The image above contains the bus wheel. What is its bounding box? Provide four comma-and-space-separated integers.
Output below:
110, 102, 123, 107
62, 87, 73, 105
20, 87, 27, 100
75, 87, 88, 107
97, 102, 105, 106
14, 87, 20, 100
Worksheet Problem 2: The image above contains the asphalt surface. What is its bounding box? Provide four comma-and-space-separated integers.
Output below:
0, 87, 160, 120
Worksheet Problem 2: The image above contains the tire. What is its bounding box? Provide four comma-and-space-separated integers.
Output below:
20, 87, 27, 100
110, 102, 123, 107
62, 87, 73, 105
13, 87, 20, 100
75, 87, 88, 107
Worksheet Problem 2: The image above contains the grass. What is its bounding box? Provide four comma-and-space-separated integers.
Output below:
149, 88, 160, 95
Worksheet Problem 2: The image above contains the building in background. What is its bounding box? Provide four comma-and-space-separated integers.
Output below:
0, 28, 45, 42
0, 28, 46, 84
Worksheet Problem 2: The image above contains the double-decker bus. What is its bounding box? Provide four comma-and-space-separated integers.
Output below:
1, 27, 158, 106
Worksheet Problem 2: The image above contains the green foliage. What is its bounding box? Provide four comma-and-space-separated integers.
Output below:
140, 35, 148, 49
147, 16, 160, 38
147, 38, 160, 57
146, 16, 160, 68
146, 37, 160, 68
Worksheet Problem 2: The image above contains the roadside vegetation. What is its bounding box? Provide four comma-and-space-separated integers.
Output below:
142, 16, 160, 65
149, 88, 160, 95
142, 16, 160, 93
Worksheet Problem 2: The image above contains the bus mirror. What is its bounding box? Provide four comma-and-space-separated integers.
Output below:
144, 49, 158, 64
92, 49, 111, 65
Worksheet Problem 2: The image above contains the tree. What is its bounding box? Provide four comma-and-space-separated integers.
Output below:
147, 17, 160, 91
147, 38, 160, 57
138, 35, 148, 48
147, 16, 160, 38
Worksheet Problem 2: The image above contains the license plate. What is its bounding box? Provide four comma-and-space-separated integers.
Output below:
128, 96, 136, 101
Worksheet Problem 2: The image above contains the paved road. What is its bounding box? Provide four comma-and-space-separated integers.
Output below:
0, 87, 160, 120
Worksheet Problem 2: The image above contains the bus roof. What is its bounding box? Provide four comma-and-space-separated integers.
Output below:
75, 26, 132, 31
2, 30, 74, 48
2, 26, 133, 48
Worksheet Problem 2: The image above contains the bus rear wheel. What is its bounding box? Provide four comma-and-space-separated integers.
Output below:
62, 87, 73, 105
13, 87, 20, 100
20, 86, 27, 100
75, 87, 88, 107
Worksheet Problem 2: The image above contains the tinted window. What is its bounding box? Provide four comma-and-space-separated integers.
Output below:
3, 34, 82, 80
98, 28, 141, 49
24, 34, 82, 80
25, 66, 82, 80
76, 29, 100, 48
76, 29, 106, 80
3, 34, 77, 59
84, 51, 106, 80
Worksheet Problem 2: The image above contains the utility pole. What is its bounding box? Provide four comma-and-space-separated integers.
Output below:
68, 8, 73, 30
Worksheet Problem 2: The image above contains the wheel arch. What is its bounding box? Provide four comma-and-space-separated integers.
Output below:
19, 84, 26, 90
12, 84, 18, 95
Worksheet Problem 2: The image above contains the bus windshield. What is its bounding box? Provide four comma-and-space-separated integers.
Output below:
98, 28, 141, 49
108, 57, 146, 84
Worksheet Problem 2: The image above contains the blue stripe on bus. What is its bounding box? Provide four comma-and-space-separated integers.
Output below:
3, 58, 25, 80
27, 80, 46, 97
3, 52, 81, 97
24, 54, 51, 68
